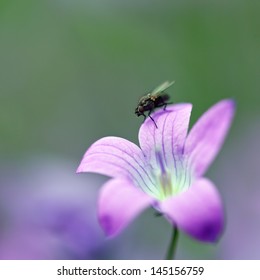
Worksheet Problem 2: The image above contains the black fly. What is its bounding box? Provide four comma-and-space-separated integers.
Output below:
135, 81, 174, 128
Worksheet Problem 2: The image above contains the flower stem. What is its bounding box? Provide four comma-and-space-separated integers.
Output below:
166, 225, 179, 260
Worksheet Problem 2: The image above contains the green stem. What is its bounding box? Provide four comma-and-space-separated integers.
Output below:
166, 225, 179, 260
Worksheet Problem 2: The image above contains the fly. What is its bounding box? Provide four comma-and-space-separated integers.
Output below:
135, 81, 174, 128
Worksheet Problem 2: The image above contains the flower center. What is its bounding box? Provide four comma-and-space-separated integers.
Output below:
151, 149, 192, 201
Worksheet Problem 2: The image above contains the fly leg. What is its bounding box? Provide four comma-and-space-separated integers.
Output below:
163, 101, 173, 110
148, 110, 158, 128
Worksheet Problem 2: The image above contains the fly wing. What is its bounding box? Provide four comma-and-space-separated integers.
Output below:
151, 81, 175, 95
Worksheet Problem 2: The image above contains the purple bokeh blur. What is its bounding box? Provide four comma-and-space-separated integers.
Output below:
0, 157, 105, 259
218, 121, 260, 259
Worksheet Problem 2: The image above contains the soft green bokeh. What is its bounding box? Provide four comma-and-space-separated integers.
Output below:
0, 0, 259, 259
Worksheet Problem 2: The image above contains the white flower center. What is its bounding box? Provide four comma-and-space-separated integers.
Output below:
149, 149, 192, 200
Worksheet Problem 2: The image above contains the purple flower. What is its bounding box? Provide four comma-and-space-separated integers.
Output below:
77, 100, 235, 242
0, 159, 105, 260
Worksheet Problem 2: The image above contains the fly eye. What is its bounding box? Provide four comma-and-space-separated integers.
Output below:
138, 106, 144, 113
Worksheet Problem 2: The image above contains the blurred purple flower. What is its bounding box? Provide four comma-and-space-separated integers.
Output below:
0, 159, 104, 259
77, 100, 235, 242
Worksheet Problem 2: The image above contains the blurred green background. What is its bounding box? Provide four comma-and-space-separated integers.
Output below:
0, 0, 259, 259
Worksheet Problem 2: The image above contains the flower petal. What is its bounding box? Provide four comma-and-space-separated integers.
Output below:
77, 137, 154, 191
185, 99, 235, 177
138, 103, 192, 168
160, 178, 224, 242
98, 178, 153, 237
